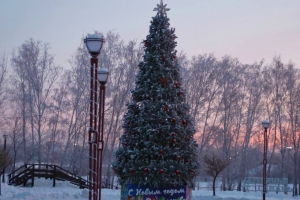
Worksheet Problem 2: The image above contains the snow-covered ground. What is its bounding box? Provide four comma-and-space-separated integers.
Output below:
0, 178, 299, 200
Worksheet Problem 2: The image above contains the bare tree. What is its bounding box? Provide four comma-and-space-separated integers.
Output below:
9, 117, 24, 173
237, 61, 264, 190
0, 54, 8, 122
54, 44, 90, 172
262, 57, 288, 179
284, 62, 300, 195
204, 153, 229, 196
10, 38, 62, 164
215, 56, 244, 190
184, 54, 222, 157
99, 31, 143, 187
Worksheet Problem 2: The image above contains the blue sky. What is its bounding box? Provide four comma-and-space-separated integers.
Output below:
1, 0, 299, 67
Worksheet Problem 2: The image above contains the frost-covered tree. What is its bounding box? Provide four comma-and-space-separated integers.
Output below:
113, 1, 198, 188
0, 54, 8, 129
10, 39, 62, 164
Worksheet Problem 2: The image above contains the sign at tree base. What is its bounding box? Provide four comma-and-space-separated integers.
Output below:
121, 184, 192, 200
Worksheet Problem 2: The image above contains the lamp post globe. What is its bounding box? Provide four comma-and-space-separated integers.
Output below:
262, 119, 270, 129
84, 33, 105, 58
98, 68, 109, 85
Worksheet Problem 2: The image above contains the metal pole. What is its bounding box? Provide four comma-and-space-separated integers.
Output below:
89, 58, 99, 200
88, 59, 94, 200
97, 85, 106, 200
93, 58, 99, 200
263, 127, 267, 200
2, 136, 7, 183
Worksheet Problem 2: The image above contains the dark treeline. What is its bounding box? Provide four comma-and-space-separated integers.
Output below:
0, 31, 299, 194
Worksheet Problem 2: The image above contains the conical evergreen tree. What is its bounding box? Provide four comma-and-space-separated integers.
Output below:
113, 0, 198, 188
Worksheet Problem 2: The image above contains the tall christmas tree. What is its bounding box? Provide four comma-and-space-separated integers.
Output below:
113, 0, 198, 188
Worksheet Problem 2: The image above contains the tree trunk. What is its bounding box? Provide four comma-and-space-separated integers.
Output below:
213, 176, 217, 196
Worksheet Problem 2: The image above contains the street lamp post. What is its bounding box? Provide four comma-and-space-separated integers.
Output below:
84, 33, 108, 200
286, 147, 292, 184
262, 120, 270, 200
97, 67, 109, 199
2, 134, 8, 183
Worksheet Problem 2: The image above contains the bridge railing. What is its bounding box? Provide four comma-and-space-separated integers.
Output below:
7, 163, 88, 188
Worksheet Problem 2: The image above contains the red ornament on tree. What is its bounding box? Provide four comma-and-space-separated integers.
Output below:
177, 156, 181, 160
144, 168, 149, 173
172, 118, 176, 123
176, 170, 180, 175
161, 77, 167, 87
173, 55, 177, 59
114, 169, 118, 173
159, 169, 164, 174
130, 170, 134, 175
177, 92, 183, 96
162, 55, 166, 61
143, 40, 149, 46
159, 150, 164, 155
175, 82, 179, 88
182, 120, 187, 125
173, 35, 178, 39
172, 139, 177, 144
171, 132, 176, 137
163, 105, 169, 111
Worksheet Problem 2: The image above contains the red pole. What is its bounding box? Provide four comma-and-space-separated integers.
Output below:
88, 59, 94, 200
93, 57, 99, 200
89, 58, 99, 200
263, 128, 267, 200
97, 85, 106, 200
